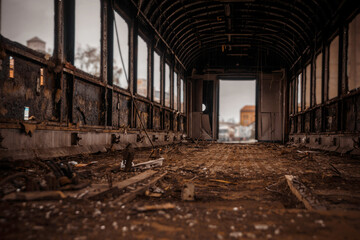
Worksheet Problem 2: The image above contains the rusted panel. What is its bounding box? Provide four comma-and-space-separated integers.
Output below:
112, 92, 131, 128
152, 106, 161, 130
324, 103, 338, 132
356, 95, 360, 132
173, 113, 178, 132
297, 115, 302, 133
314, 108, 322, 132
289, 118, 294, 134
304, 112, 311, 133
135, 100, 149, 129
0, 55, 55, 122
179, 115, 185, 132
164, 110, 171, 131
73, 80, 104, 126
344, 98, 355, 132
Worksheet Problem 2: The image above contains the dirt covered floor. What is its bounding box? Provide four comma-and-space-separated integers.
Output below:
1, 142, 360, 239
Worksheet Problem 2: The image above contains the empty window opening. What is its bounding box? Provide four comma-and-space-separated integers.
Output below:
347, 13, 360, 91
153, 52, 161, 102
328, 35, 339, 100
75, 0, 100, 77
180, 78, 185, 113
297, 73, 302, 112
305, 64, 311, 109
315, 53, 323, 104
219, 80, 256, 142
1, 0, 54, 55
137, 36, 148, 97
113, 12, 129, 89
174, 72, 178, 110
164, 63, 170, 107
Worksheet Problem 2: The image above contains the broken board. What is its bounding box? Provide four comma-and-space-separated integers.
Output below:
66, 169, 157, 200
285, 175, 326, 211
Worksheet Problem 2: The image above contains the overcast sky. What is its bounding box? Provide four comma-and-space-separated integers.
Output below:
1, 0, 54, 51
219, 80, 256, 123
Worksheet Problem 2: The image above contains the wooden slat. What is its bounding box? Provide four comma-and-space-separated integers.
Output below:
114, 171, 167, 205
285, 175, 326, 211
66, 169, 157, 199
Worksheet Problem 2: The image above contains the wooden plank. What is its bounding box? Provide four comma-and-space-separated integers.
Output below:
114, 171, 167, 205
65, 169, 157, 199
285, 175, 326, 211
3, 191, 66, 201
133, 158, 164, 169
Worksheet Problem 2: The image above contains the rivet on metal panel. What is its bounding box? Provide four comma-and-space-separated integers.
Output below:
152, 135, 158, 142
111, 134, 120, 144
71, 133, 81, 145
315, 137, 322, 145
137, 134, 144, 143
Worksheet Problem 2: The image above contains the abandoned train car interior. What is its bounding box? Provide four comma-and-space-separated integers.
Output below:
0, 0, 360, 239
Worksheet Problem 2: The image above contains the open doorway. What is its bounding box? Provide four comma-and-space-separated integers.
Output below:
218, 80, 256, 142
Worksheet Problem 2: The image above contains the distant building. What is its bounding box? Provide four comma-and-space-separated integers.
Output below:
240, 105, 255, 126
26, 37, 46, 53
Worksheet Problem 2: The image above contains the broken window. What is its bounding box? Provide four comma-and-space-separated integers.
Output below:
315, 53, 323, 105
165, 63, 170, 107
328, 35, 339, 100
75, 0, 101, 77
113, 12, 129, 89
347, 14, 360, 91
180, 78, 185, 113
297, 73, 302, 112
153, 51, 161, 102
137, 36, 148, 97
1, 0, 54, 55
305, 64, 311, 109
174, 72, 178, 110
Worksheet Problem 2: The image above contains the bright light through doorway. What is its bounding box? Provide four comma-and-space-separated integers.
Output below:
219, 80, 256, 142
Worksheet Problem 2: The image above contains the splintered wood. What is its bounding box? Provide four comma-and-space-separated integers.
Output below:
285, 175, 326, 211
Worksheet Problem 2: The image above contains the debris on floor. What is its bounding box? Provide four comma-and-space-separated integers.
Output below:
1, 142, 360, 239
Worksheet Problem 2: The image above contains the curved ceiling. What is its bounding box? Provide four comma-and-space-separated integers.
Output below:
129, 0, 346, 70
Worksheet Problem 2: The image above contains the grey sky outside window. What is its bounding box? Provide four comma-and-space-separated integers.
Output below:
1, 0, 54, 54
153, 52, 161, 102
174, 72, 178, 110
315, 53, 322, 104
297, 73, 302, 112
113, 13, 129, 89
305, 64, 311, 109
165, 63, 170, 107
75, 0, 101, 77
180, 79, 185, 112
137, 36, 148, 97
329, 36, 339, 100
347, 14, 360, 91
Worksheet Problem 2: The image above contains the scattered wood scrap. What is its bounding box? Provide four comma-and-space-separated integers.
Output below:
66, 169, 158, 200
285, 175, 326, 211
114, 171, 168, 205
135, 203, 175, 212
133, 158, 164, 170
3, 191, 65, 201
